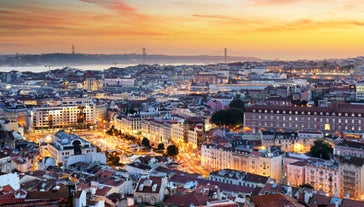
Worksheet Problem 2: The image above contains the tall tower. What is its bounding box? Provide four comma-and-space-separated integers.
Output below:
224, 48, 227, 64
71, 44, 75, 54
142, 48, 147, 64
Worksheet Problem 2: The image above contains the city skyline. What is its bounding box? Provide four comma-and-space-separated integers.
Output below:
1, 0, 364, 60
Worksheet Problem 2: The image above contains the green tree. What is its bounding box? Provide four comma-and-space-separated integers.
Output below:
157, 143, 165, 150
210, 108, 244, 127
142, 137, 150, 148
167, 145, 179, 157
310, 139, 333, 160
229, 99, 245, 110
299, 183, 314, 189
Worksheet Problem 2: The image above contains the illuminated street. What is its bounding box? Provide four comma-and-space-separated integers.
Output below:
24, 130, 211, 176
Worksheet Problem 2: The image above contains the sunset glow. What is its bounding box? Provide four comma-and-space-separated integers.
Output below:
1, 0, 364, 59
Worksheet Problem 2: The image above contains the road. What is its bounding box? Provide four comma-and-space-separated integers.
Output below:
25, 130, 211, 177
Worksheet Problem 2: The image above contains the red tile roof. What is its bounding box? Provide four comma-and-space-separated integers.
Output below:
251, 193, 305, 207
95, 186, 112, 197
164, 192, 208, 207
1, 185, 14, 193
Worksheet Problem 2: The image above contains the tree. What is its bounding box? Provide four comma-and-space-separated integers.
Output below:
229, 99, 245, 110
310, 139, 333, 160
299, 183, 314, 189
157, 143, 165, 150
167, 145, 179, 157
210, 108, 244, 127
142, 137, 150, 148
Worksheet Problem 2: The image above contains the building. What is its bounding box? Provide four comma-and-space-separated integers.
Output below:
338, 156, 364, 200
244, 102, 364, 135
27, 98, 96, 132
47, 130, 97, 165
208, 169, 270, 188
134, 176, 168, 205
262, 131, 322, 153
334, 139, 364, 158
83, 78, 103, 91
193, 74, 227, 85
201, 144, 283, 183
286, 160, 307, 187
355, 82, 364, 101
103, 77, 135, 87
0, 172, 20, 191
0, 151, 11, 173
305, 159, 339, 196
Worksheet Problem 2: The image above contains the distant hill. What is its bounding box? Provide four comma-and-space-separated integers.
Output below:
0, 53, 261, 66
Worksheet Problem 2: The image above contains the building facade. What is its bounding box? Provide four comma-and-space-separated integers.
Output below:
304, 159, 339, 196
27, 98, 96, 132
338, 157, 364, 200
201, 144, 283, 183
47, 130, 97, 165
244, 102, 364, 135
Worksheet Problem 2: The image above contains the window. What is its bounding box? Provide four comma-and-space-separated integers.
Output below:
325, 124, 330, 130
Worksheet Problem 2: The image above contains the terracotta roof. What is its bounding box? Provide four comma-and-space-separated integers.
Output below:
289, 160, 308, 167
0, 198, 25, 205
341, 198, 364, 207
243, 173, 269, 184
164, 192, 208, 207
135, 176, 163, 193
26, 185, 69, 200
308, 194, 331, 207
251, 193, 305, 207
95, 186, 112, 197
1, 185, 14, 193
95, 169, 114, 178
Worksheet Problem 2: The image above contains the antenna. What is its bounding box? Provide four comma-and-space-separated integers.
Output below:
142, 48, 147, 64
224, 48, 227, 64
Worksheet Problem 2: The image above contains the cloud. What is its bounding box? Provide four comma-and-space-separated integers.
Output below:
250, 0, 301, 6
80, 0, 136, 13
192, 14, 241, 21
257, 18, 364, 32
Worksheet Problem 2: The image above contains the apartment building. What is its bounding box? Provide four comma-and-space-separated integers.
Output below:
338, 156, 364, 200
209, 169, 270, 188
27, 98, 96, 132
262, 131, 323, 153
201, 144, 283, 183
305, 159, 339, 196
114, 115, 142, 135
286, 160, 307, 187
334, 139, 364, 158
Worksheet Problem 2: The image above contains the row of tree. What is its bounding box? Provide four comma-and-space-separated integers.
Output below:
141, 137, 179, 156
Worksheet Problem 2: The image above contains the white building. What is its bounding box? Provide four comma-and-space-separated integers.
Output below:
103, 78, 135, 87
47, 130, 97, 165
0, 172, 20, 191
0, 152, 12, 173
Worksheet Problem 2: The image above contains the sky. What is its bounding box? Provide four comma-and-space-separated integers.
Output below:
1, 0, 364, 60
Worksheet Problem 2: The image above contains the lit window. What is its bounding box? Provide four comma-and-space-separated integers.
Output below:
325, 124, 330, 130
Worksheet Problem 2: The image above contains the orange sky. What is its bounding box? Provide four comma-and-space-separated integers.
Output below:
1, 0, 364, 60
